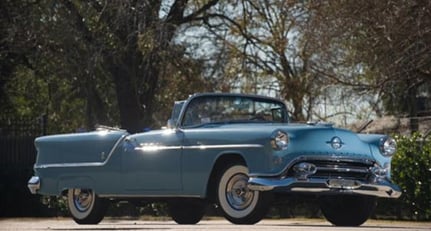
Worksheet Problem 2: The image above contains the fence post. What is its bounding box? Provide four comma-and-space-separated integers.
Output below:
40, 114, 47, 136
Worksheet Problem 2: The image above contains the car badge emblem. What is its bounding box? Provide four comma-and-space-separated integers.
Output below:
328, 136, 343, 149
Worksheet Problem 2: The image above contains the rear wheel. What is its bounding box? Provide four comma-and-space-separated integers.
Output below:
319, 195, 376, 226
67, 188, 108, 224
216, 163, 272, 224
168, 199, 207, 224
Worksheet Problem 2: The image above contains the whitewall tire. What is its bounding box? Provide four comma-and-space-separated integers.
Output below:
67, 188, 108, 224
216, 163, 272, 224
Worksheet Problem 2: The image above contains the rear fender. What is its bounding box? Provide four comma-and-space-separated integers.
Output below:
58, 176, 95, 194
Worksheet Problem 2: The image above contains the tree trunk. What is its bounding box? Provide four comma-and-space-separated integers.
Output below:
110, 62, 143, 133
139, 55, 161, 127
407, 85, 419, 133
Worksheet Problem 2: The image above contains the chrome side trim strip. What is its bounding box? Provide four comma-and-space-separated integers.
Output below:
135, 146, 182, 151
136, 144, 263, 151
183, 144, 263, 150
35, 142, 263, 169
98, 194, 203, 199
36, 162, 105, 168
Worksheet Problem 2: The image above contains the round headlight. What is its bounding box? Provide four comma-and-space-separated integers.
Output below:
271, 130, 289, 150
380, 137, 397, 157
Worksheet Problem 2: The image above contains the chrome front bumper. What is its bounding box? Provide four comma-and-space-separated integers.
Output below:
28, 176, 40, 194
248, 177, 402, 198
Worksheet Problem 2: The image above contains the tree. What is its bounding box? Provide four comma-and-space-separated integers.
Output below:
51, 0, 221, 132
306, 0, 431, 130
1, 0, 219, 133
1, 0, 117, 133
0, 0, 34, 114
185, 0, 334, 121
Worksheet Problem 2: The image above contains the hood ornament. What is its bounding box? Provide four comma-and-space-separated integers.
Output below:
328, 136, 343, 149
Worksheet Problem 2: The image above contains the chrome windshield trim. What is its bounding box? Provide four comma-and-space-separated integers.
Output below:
35, 134, 127, 169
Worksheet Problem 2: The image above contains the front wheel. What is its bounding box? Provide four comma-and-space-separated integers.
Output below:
319, 195, 376, 226
67, 188, 108, 224
216, 163, 272, 224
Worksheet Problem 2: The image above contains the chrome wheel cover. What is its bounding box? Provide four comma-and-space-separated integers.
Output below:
226, 173, 254, 210
72, 189, 94, 212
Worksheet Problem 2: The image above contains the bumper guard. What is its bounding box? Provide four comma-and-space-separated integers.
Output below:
28, 176, 40, 194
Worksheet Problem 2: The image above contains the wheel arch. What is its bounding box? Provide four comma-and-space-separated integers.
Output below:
206, 153, 247, 202
58, 176, 96, 195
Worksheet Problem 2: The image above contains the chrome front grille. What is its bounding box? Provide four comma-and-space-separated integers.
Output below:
288, 159, 374, 181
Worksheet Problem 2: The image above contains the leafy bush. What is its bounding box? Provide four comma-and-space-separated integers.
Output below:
380, 133, 431, 220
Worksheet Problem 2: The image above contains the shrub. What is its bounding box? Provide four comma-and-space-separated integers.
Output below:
381, 133, 431, 220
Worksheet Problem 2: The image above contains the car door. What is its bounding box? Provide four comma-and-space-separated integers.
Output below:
121, 130, 184, 193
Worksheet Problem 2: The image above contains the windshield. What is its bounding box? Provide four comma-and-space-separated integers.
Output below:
181, 95, 288, 127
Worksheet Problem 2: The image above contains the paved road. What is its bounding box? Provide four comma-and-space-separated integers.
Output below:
0, 218, 430, 231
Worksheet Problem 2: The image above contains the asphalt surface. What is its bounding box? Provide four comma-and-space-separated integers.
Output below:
0, 218, 430, 231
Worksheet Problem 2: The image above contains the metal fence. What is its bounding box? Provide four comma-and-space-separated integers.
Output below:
0, 115, 53, 217
0, 114, 46, 137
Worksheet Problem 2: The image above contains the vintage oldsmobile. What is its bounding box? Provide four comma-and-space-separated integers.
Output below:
28, 93, 401, 226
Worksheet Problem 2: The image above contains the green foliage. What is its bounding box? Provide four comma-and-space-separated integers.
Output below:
42, 195, 170, 218
389, 133, 431, 220
1, 0, 220, 133
4, 65, 92, 134
41, 196, 69, 216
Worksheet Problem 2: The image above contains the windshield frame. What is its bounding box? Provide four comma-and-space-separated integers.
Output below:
177, 93, 289, 128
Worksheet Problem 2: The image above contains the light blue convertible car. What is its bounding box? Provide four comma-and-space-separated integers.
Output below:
28, 93, 401, 226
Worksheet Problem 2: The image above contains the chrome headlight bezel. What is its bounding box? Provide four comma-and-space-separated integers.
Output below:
271, 130, 289, 150
380, 137, 397, 157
